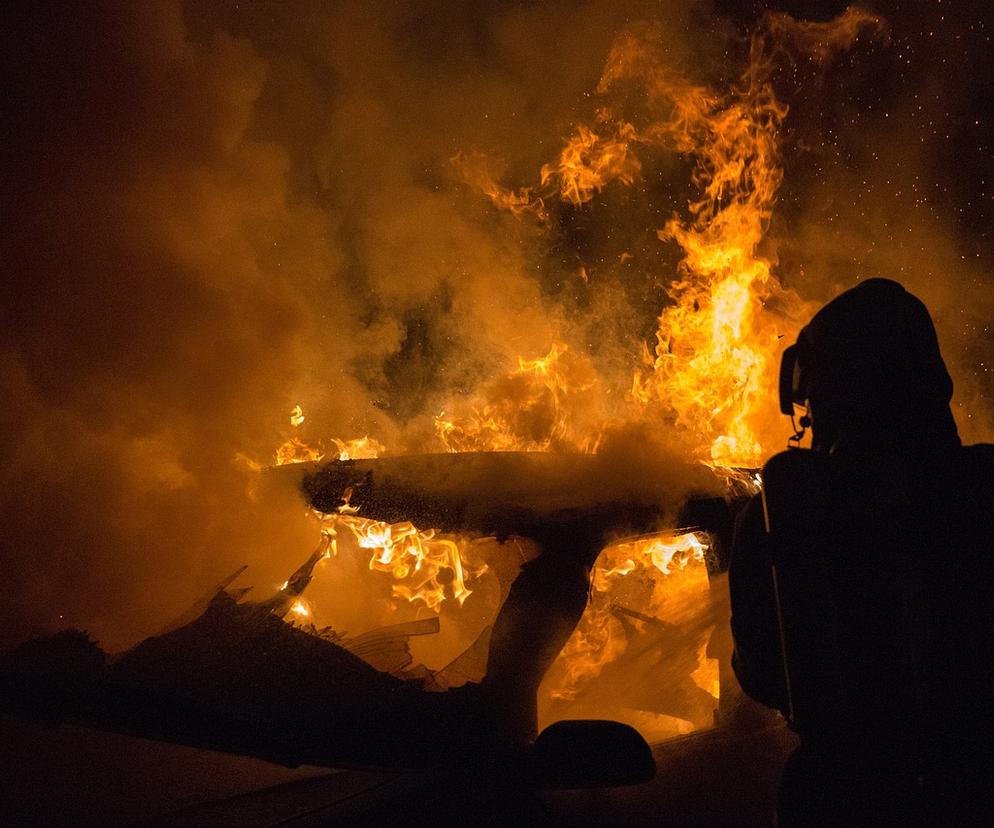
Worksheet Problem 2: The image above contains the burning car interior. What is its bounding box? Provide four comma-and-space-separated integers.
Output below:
3, 1, 994, 825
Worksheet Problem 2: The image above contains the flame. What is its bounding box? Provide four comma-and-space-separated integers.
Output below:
627, 8, 884, 465
273, 404, 324, 464
540, 121, 641, 205
549, 530, 714, 702
609, 30, 792, 468
290, 597, 311, 618
260, 7, 883, 733
434, 342, 603, 454
274, 436, 324, 466
331, 436, 385, 461
454, 9, 882, 469
278, 435, 489, 614
455, 120, 640, 213
273, 407, 384, 466
316, 510, 487, 613
450, 151, 547, 221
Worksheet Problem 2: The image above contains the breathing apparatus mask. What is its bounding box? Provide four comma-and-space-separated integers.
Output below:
778, 340, 812, 447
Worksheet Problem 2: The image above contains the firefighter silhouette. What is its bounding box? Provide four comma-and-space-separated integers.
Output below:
729, 278, 994, 825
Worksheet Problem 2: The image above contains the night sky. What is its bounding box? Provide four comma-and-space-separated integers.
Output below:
2, 1, 993, 650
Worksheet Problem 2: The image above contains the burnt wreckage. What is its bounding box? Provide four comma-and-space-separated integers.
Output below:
1, 451, 748, 785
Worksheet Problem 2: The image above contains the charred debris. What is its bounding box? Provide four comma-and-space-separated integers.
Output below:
1, 453, 750, 782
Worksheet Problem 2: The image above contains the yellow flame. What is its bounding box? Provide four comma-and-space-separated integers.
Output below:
332, 436, 385, 461
316, 510, 487, 613
452, 10, 882, 469
274, 436, 324, 466
273, 433, 385, 466
289, 404, 305, 427
550, 530, 712, 702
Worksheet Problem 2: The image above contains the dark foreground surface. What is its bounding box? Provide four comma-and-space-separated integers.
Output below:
1, 711, 795, 827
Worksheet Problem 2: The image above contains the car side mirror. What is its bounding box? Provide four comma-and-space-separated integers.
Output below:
527, 719, 656, 789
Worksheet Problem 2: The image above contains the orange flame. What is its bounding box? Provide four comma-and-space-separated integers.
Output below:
273, 405, 385, 466
434, 342, 603, 454
316, 510, 487, 613
331, 436, 385, 461
540, 121, 641, 206
450, 151, 547, 221
311, 474, 488, 614
274, 436, 324, 466
263, 6, 884, 733
274, 428, 487, 614
597, 23, 794, 468
549, 530, 714, 701
453, 9, 882, 469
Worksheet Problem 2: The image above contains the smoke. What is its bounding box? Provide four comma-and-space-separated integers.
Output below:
2, 0, 992, 651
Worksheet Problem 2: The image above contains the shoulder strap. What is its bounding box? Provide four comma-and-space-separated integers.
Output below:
761, 450, 857, 736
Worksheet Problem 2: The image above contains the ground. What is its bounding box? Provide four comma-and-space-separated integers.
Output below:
1, 711, 795, 826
